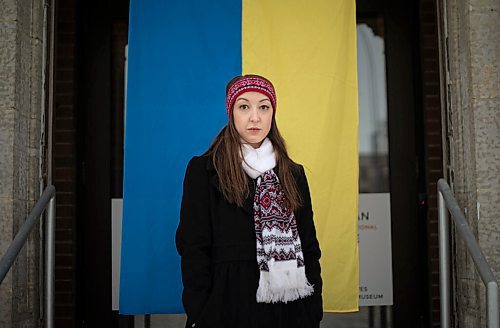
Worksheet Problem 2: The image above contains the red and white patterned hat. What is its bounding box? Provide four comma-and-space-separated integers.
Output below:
225, 75, 277, 117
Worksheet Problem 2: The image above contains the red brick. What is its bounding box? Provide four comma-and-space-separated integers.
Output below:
425, 109, 442, 121
55, 291, 73, 304
426, 120, 442, 132
428, 196, 437, 208
55, 267, 74, 281
55, 318, 74, 328
52, 1, 85, 321
54, 179, 75, 192
54, 167, 75, 180
424, 95, 440, 107
55, 242, 73, 254
427, 145, 443, 157
424, 83, 440, 95
429, 247, 439, 259
432, 310, 440, 322
56, 58, 75, 71
429, 233, 438, 245
422, 12, 438, 23
57, 9, 76, 23
423, 59, 439, 71
56, 216, 74, 229
54, 156, 74, 167
55, 304, 73, 317
56, 254, 74, 266
56, 32, 76, 44
422, 24, 437, 34
54, 105, 74, 118
56, 21, 76, 33
423, 49, 439, 61
56, 44, 76, 58
423, 69, 439, 81
54, 143, 74, 154
54, 131, 74, 143
427, 158, 443, 168
58, 0, 76, 9
56, 229, 73, 242
55, 81, 74, 93
56, 192, 74, 204
55, 70, 75, 84
421, 0, 436, 11
427, 169, 444, 182
429, 219, 438, 232
425, 154, 443, 165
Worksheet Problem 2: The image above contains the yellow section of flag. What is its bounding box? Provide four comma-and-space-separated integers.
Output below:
242, 0, 359, 312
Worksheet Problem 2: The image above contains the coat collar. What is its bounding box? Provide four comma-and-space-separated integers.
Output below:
205, 156, 219, 189
205, 156, 255, 215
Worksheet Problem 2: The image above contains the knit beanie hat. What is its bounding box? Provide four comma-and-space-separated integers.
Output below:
225, 75, 277, 117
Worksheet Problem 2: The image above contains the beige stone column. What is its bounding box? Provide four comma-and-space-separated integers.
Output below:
443, 0, 499, 326
0, 0, 47, 326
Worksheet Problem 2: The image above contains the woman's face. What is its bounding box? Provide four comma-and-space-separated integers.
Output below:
232, 91, 274, 148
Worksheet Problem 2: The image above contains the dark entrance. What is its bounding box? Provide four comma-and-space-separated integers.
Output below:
63, 0, 430, 327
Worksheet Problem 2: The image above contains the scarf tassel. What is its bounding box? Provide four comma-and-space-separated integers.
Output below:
256, 260, 314, 303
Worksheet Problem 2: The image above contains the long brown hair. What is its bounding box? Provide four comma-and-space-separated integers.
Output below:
204, 75, 302, 211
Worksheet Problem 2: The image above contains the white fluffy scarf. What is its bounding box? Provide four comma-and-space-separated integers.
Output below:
241, 138, 314, 303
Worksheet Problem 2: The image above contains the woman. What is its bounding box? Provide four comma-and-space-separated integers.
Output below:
176, 75, 323, 328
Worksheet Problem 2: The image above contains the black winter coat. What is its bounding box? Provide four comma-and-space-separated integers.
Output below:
176, 155, 323, 328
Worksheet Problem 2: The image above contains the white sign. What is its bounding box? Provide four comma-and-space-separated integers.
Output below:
358, 193, 393, 306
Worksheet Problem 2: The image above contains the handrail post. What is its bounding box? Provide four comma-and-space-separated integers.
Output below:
438, 178, 499, 328
45, 195, 55, 328
438, 189, 450, 328
0, 185, 56, 327
487, 281, 499, 328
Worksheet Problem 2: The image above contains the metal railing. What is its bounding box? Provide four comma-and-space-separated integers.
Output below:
438, 178, 499, 328
0, 185, 56, 328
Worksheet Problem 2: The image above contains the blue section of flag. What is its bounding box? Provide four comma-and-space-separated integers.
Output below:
120, 0, 241, 314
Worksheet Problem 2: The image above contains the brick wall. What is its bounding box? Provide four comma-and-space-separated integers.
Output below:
419, 0, 444, 326
53, 0, 77, 325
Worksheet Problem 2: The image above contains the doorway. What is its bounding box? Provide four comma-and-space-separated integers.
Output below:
72, 0, 429, 327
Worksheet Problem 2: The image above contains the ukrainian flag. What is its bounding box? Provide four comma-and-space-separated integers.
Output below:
120, 0, 359, 314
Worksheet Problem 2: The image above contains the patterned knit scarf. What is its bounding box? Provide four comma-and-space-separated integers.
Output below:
241, 139, 314, 303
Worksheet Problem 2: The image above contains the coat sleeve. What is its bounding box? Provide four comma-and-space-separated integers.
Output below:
176, 156, 212, 325
296, 165, 323, 322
